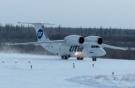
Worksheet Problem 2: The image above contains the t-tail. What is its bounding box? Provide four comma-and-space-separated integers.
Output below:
32, 23, 49, 42
18, 22, 54, 42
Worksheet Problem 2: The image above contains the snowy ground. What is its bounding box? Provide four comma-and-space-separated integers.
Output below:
0, 53, 135, 88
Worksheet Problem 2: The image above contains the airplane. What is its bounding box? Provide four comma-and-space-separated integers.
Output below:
8, 22, 128, 61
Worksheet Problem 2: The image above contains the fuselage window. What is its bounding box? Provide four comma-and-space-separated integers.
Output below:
91, 45, 99, 48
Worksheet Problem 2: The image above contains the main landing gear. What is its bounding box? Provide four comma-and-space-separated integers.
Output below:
61, 55, 84, 60
61, 55, 70, 60
77, 57, 84, 60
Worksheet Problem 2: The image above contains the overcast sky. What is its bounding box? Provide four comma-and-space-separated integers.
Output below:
0, 0, 135, 28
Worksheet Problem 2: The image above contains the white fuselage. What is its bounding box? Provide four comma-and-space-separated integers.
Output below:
40, 41, 106, 58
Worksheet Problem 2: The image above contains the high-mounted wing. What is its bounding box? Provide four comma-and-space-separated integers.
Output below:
102, 44, 128, 50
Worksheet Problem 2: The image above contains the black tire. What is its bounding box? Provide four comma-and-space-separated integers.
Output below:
61, 55, 69, 60
77, 57, 84, 60
92, 58, 97, 61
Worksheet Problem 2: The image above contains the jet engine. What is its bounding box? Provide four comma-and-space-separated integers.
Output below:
85, 36, 103, 44
64, 35, 85, 45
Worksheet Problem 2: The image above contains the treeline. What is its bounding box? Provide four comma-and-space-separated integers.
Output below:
0, 24, 36, 43
46, 27, 135, 47
0, 24, 135, 59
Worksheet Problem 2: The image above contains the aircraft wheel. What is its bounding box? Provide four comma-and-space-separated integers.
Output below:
77, 57, 84, 60
92, 57, 97, 61
61, 55, 69, 60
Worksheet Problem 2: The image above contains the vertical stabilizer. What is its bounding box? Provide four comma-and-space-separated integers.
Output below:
18, 22, 52, 42
32, 23, 49, 42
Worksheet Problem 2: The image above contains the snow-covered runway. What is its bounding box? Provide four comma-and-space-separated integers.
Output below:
0, 53, 135, 88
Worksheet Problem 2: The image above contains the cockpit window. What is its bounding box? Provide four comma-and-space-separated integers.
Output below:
91, 45, 99, 48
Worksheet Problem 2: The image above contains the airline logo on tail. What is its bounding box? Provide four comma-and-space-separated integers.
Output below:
37, 29, 43, 39
17, 22, 54, 41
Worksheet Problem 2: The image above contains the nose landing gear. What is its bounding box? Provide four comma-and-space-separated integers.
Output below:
92, 57, 97, 61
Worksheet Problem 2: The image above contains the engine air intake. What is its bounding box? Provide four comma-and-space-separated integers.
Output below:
79, 37, 84, 44
98, 38, 103, 44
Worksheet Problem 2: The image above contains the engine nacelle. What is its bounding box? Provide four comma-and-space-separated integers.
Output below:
64, 35, 84, 45
85, 36, 103, 44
